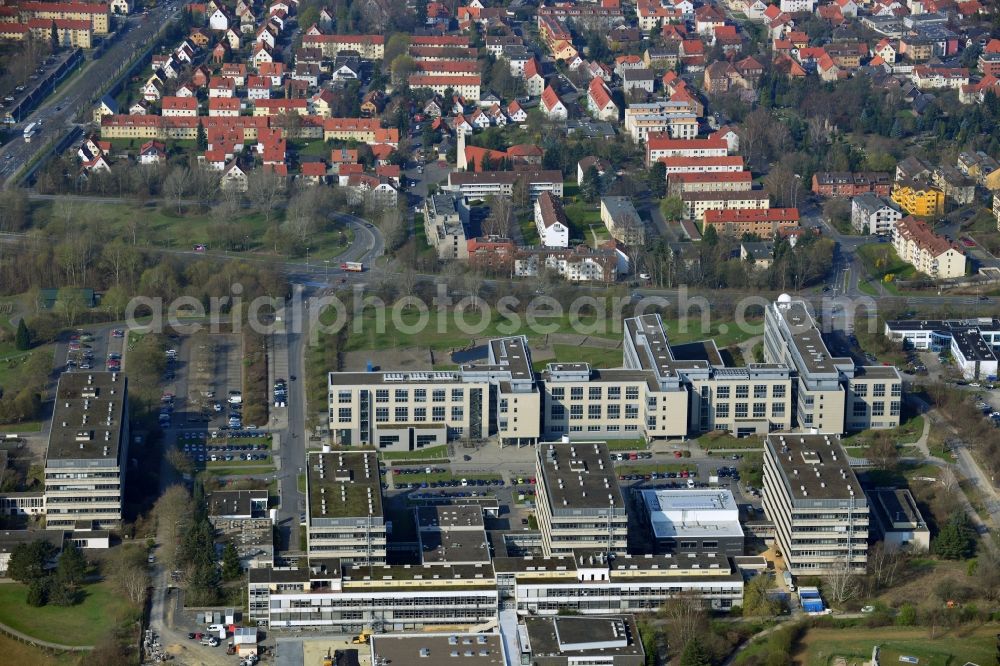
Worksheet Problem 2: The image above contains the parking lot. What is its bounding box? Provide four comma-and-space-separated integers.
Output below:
62, 326, 125, 373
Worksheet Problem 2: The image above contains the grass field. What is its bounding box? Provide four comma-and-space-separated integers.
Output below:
33, 200, 353, 260
697, 432, 764, 450
0, 581, 122, 647
843, 414, 925, 447
345, 308, 758, 355
794, 624, 998, 666
0, 633, 67, 666
546, 344, 623, 369
204, 464, 277, 476
390, 471, 502, 486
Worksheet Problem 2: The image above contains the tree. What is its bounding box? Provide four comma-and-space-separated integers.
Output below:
246, 170, 285, 225
390, 54, 418, 86
15, 319, 29, 351
196, 120, 207, 151
221, 542, 241, 580
163, 166, 192, 214
660, 195, 683, 222
50, 20, 58, 51
57, 542, 87, 587
581, 165, 602, 203
26, 577, 49, 607
657, 593, 706, 650
740, 573, 780, 617
483, 195, 514, 237
895, 603, 917, 626
823, 561, 860, 605
865, 431, 899, 471
934, 512, 975, 560
647, 161, 667, 198
679, 638, 712, 666
111, 546, 150, 606
7, 539, 56, 584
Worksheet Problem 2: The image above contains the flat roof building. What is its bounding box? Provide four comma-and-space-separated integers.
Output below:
417, 505, 492, 565
535, 442, 627, 556
305, 450, 386, 563
208, 489, 269, 523
371, 633, 506, 665
868, 488, 930, 552
762, 433, 868, 575
520, 615, 645, 666
638, 488, 744, 557
765, 296, 901, 432
884, 317, 1000, 381
44, 372, 129, 531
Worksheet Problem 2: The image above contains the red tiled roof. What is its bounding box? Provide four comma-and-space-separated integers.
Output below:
704, 208, 799, 223
588, 77, 613, 108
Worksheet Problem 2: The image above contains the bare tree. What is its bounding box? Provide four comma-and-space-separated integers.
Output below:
824, 560, 860, 606
111, 545, 150, 606
163, 166, 192, 214
483, 195, 514, 238
246, 170, 285, 225
737, 108, 772, 169
153, 485, 193, 571
867, 541, 904, 594
657, 593, 707, 648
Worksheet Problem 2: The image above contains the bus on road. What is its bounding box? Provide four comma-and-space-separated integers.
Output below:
22, 122, 36, 142
341, 261, 364, 272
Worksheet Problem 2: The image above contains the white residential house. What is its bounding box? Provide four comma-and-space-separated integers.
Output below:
851, 193, 902, 236
541, 85, 568, 120
209, 8, 230, 31
534, 192, 571, 248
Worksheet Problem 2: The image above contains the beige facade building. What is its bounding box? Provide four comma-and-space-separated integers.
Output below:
763, 433, 869, 575
764, 296, 901, 432
329, 337, 542, 450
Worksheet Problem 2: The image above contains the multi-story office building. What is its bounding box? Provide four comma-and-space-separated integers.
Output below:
304, 450, 386, 563
248, 561, 499, 631
534, 442, 627, 556
44, 372, 129, 531
328, 336, 542, 450
510, 552, 744, 613
330, 313, 798, 447
764, 296, 901, 432
424, 193, 469, 260
762, 433, 868, 575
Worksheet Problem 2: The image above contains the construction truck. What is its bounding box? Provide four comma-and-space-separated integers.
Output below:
351, 630, 371, 645
322, 648, 334, 666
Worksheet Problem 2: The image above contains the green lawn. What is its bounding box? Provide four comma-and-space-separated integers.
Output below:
0, 581, 124, 646
292, 139, 331, 157
33, 199, 353, 259
519, 214, 540, 245
543, 344, 623, 370
795, 624, 999, 666
842, 414, 925, 447
614, 462, 695, 476
856, 243, 917, 285
204, 465, 277, 476
344, 308, 621, 353
593, 437, 647, 451
696, 432, 764, 450
0, 633, 65, 666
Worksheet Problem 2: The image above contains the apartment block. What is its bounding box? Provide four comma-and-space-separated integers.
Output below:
305, 450, 386, 563
811, 172, 892, 197
680, 190, 771, 222
534, 442, 628, 556
891, 179, 944, 217
623, 102, 698, 142
668, 171, 752, 196
424, 193, 469, 260
44, 372, 129, 531
600, 197, 645, 245
884, 318, 1000, 380
892, 215, 967, 280
646, 136, 727, 166
447, 170, 564, 201
762, 433, 868, 575
764, 296, 901, 432
850, 193, 901, 236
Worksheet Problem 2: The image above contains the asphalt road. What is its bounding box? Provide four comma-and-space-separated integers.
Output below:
0, 1, 187, 185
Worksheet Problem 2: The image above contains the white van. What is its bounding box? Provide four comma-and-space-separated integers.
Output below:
207, 624, 225, 633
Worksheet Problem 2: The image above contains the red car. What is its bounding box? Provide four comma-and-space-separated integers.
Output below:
961, 237, 976, 248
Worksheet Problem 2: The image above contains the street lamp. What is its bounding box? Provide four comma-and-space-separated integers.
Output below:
324, 259, 330, 278
305, 246, 310, 267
